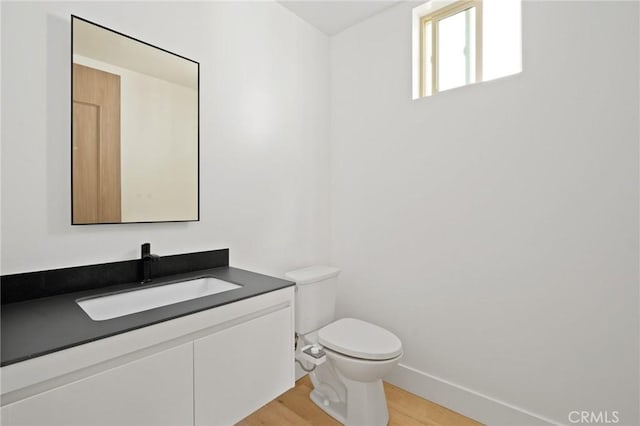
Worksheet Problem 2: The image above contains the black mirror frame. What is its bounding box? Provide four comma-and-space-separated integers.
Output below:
70, 15, 200, 225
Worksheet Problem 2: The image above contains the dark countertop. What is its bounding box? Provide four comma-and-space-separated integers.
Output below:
1, 267, 294, 367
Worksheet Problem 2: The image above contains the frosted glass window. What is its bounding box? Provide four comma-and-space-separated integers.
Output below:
438, 8, 476, 91
483, 0, 522, 81
423, 21, 433, 96
415, 0, 521, 98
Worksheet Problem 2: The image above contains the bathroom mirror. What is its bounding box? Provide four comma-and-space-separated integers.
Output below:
71, 16, 199, 224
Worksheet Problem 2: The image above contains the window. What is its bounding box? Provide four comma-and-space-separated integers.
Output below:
414, 0, 521, 99
421, 0, 482, 96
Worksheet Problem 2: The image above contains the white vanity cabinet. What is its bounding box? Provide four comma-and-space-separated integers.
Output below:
195, 306, 293, 426
1, 343, 194, 426
0, 287, 294, 426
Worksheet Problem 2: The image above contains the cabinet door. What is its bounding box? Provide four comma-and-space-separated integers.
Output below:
1, 343, 193, 426
194, 307, 294, 426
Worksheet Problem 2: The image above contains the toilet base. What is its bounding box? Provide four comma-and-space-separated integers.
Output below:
310, 378, 389, 426
310, 388, 347, 424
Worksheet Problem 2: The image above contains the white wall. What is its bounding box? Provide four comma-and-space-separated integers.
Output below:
1, 1, 330, 277
330, 1, 639, 425
117, 63, 198, 222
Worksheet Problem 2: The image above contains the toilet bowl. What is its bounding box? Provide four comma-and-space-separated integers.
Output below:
285, 266, 403, 426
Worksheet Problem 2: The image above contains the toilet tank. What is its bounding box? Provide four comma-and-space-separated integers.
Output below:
284, 266, 341, 335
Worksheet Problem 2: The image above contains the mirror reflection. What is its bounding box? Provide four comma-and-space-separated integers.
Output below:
72, 16, 199, 224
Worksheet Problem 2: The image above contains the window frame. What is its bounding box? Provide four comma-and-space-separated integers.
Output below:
420, 0, 483, 97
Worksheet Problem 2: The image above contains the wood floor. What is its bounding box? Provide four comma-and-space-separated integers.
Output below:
236, 376, 483, 426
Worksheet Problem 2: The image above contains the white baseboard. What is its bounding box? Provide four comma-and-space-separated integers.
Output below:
386, 363, 562, 426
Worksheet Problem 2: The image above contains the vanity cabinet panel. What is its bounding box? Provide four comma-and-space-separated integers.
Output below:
194, 306, 294, 426
1, 343, 193, 426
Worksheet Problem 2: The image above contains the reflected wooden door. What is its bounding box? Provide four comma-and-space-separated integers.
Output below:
72, 63, 121, 224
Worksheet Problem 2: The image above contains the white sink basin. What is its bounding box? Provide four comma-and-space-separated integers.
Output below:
77, 277, 242, 321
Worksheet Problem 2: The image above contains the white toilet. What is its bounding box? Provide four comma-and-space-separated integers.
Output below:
285, 266, 402, 426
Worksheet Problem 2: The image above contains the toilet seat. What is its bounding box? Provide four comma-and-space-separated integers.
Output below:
319, 318, 402, 361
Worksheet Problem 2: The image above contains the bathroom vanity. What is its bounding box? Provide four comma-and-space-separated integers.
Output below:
0, 249, 295, 426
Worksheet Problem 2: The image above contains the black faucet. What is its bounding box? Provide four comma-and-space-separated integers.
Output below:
141, 242, 160, 283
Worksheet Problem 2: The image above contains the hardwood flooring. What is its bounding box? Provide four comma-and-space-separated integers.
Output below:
236, 376, 483, 426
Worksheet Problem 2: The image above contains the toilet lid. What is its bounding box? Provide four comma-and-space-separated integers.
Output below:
319, 318, 402, 360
